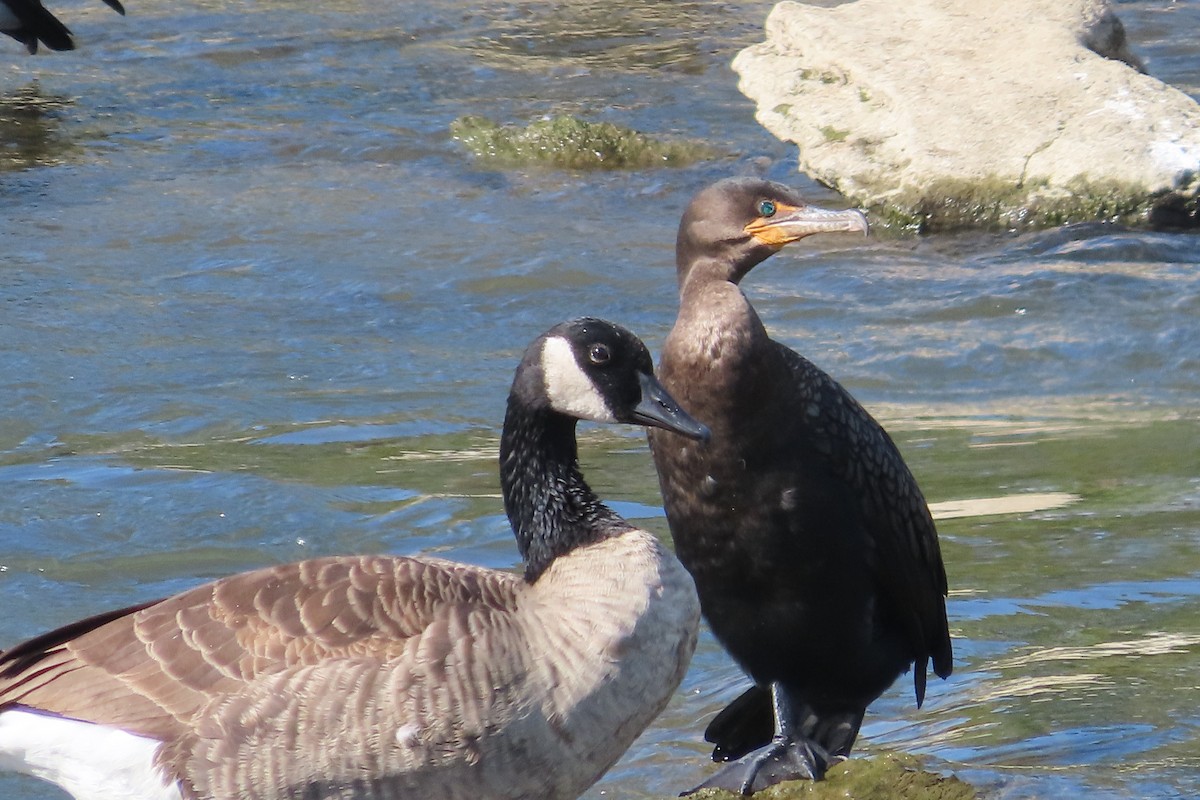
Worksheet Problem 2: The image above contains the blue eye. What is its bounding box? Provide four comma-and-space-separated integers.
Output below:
757, 200, 776, 217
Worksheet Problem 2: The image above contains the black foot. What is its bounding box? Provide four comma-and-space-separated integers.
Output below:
681, 735, 829, 796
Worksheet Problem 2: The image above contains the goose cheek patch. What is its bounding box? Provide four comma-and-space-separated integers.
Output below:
541, 337, 616, 423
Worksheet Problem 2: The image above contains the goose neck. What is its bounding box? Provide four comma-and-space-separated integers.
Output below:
499, 403, 629, 583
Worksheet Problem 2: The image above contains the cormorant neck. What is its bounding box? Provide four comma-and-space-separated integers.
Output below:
499, 399, 631, 583
675, 238, 777, 291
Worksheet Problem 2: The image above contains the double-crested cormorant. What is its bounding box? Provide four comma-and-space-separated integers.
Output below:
648, 178, 952, 794
1, 0, 123, 54
0, 318, 706, 800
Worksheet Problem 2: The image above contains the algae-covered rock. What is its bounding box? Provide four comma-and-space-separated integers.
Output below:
876, 175, 1170, 232
450, 114, 716, 170
733, 0, 1200, 232
684, 754, 978, 800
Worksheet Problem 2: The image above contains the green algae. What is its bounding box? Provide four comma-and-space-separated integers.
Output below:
819, 125, 850, 143
450, 114, 716, 170
798, 68, 847, 85
861, 174, 1199, 233
0, 86, 80, 173
684, 754, 978, 800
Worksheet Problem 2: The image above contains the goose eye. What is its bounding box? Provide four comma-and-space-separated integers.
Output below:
757, 200, 777, 218
588, 344, 611, 365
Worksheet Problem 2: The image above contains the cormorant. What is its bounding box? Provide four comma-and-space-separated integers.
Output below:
648, 177, 952, 795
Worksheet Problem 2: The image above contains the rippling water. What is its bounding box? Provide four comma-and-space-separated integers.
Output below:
2, 1, 1198, 798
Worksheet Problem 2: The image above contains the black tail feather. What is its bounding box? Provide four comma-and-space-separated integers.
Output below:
705, 684, 774, 762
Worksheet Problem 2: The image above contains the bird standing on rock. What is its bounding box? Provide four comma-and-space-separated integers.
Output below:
648, 177, 952, 795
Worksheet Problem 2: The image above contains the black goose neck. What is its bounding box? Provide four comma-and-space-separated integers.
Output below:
499, 399, 630, 583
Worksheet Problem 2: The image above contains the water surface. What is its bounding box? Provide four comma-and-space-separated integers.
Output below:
1, 1, 1198, 798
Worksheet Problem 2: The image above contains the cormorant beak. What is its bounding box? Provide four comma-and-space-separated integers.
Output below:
632, 372, 710, 441
744, 203, 869, 248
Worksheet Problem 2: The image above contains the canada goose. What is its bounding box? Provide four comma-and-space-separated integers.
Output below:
647, 178, 952, 794
0, 317, 707, 800
0, 0, 123, 54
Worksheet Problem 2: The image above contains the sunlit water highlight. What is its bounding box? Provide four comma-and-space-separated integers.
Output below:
2, 1, 1199, 798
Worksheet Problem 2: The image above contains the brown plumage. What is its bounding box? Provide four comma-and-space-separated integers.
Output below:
0, 318, 705, 800
647, 178, 951, 794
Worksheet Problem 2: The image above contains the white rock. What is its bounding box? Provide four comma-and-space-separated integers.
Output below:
732, 0, 1200, 229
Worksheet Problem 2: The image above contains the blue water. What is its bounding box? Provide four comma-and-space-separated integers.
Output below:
1, 0, 1199, 798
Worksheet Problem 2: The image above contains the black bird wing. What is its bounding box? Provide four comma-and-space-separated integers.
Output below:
700, 344, 952, 761
1, 0, 73, 53
1, 0, 124, 54
779, 342, 952, 698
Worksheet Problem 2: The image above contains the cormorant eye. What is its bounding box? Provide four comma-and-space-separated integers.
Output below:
588, 344, 611, 365
757, 200, 777, 217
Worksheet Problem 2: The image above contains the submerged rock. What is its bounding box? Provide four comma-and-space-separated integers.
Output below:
732, 0, 1200, 231
685, 753, 978, 800
450, 114, 715, 170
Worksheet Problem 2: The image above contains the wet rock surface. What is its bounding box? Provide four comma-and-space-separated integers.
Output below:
683, 753, 979, 800
733, 0, 1200, 231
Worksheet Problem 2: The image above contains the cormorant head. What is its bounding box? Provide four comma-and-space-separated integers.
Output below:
675, 177, 868, 288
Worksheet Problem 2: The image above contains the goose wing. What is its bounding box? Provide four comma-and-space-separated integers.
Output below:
0, 554, 521, 740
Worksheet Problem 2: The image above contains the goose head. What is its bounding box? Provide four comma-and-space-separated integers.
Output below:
502, 318, 707, 580
517, 317, 710, 441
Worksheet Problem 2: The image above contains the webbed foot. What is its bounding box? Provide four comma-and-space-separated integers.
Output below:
681, 734, 829, 796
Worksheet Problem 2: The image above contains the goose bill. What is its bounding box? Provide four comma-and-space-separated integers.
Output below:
632, 372, 710, 441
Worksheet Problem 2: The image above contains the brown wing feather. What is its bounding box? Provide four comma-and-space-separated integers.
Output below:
0, 600, 158, 679
0, 554, 520, 742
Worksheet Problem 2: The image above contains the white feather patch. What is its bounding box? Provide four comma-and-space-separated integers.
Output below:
394, 722, 421, 747
0, 709, 182, 800
540, 336, 616, 423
